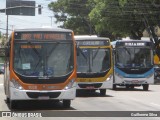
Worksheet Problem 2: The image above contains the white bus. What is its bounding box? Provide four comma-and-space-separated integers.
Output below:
113, 39, 154, 91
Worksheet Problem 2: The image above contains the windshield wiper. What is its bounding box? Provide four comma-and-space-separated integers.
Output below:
91, 47, 100, 66
27, 41, 42, 73
47, 42, 60, 58
123, 47, 131, 55
78, 48, 87, 60
92, 47, 100, 60
45, 42, 60, 76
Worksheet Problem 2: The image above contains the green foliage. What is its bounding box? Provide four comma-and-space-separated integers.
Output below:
89, 0, 160, 39
49, 0, 160, 39
48, 0, 96, 35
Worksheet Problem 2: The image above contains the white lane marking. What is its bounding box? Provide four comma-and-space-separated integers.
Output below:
0, 84, 3, 86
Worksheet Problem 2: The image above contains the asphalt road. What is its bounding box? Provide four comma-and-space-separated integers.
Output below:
0, 74, 160, 120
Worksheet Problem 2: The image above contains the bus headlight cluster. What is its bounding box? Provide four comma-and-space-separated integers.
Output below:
115, 72, 123, 78
106, 74, 113, 81
11, 79, 24, 90
146, 73, 154, 78
64, 78, 76, 90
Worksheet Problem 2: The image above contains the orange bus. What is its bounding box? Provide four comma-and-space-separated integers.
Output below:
4, 28, 77, 109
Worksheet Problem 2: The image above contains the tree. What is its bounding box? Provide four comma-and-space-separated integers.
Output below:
89, 0, 160, 39
48, 0, 96, 35
48, 0, 160, 40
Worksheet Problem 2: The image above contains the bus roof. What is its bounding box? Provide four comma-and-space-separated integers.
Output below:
74, 35, 110, 41
13, 28, 73, 33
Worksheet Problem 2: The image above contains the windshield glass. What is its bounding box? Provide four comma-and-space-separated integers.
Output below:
14, 42, 74, 77
77, 48, 111, 73
115, 47, 153, 68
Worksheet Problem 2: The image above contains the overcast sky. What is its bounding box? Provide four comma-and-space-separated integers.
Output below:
0, 0, 58, 34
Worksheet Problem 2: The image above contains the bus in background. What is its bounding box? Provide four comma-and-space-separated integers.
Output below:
4, 28, 77, 109
113, 39, 154, 91
75, 35, 113, 95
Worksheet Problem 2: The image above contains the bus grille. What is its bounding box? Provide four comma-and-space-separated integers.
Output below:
78, 83, 102, 88
26, 92, 61, 98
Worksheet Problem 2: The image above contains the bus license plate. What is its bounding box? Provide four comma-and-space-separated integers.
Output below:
86, 86, 95, 89
132, 80, 139, 83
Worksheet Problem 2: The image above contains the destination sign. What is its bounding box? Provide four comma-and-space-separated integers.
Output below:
14, 32, 72, 40
125, 42, 145, 46
116, 41, 152, 47
21, 45, 42, 49
76, 40, 110, 46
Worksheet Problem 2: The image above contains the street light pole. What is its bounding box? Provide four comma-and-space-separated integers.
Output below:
6, 15, 8, 40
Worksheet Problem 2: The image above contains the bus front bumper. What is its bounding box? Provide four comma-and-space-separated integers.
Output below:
76, 78, 113, 89
9, 84, 76, 100
114, 75, 154, 85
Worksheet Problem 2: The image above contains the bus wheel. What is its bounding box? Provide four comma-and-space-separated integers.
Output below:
100, 89, 106, 96
113, 84, 116, 90
126, 85, 130, 89
6, 97, 10, 103
130, 86, 134, 89
10, 100, 17, 110
63, 100, 71, 108
143, 84, 149, 91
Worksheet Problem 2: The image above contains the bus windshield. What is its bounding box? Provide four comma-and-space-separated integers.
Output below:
14, 42, 74, 77
77, 48, 111, 73
115, 47, 153, 68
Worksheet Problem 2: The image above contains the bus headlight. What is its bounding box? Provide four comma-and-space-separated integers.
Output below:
106, 74, 113, 81
146, 73, 154, 78
115, 72, 123, 78
64, 78, 76, 90
11, 79, 24, 90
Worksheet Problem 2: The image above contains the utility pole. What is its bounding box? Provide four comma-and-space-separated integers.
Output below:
6, 15, 8, 40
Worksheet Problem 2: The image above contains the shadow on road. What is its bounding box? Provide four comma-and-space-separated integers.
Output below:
155, 79, 160, 85
111, 87, 152, 92
5, 100, 76, 111
76, 90, 113, 97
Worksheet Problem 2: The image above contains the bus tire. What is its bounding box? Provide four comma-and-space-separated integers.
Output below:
100, 89, 106, 96
6, 97, 10, 103
126, 85, 130, 89
143, 84, 149, 91
63, 100, 71, 108
130, 85, 134, 89
10, 100, 17, 110
113, 84, 116, 90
